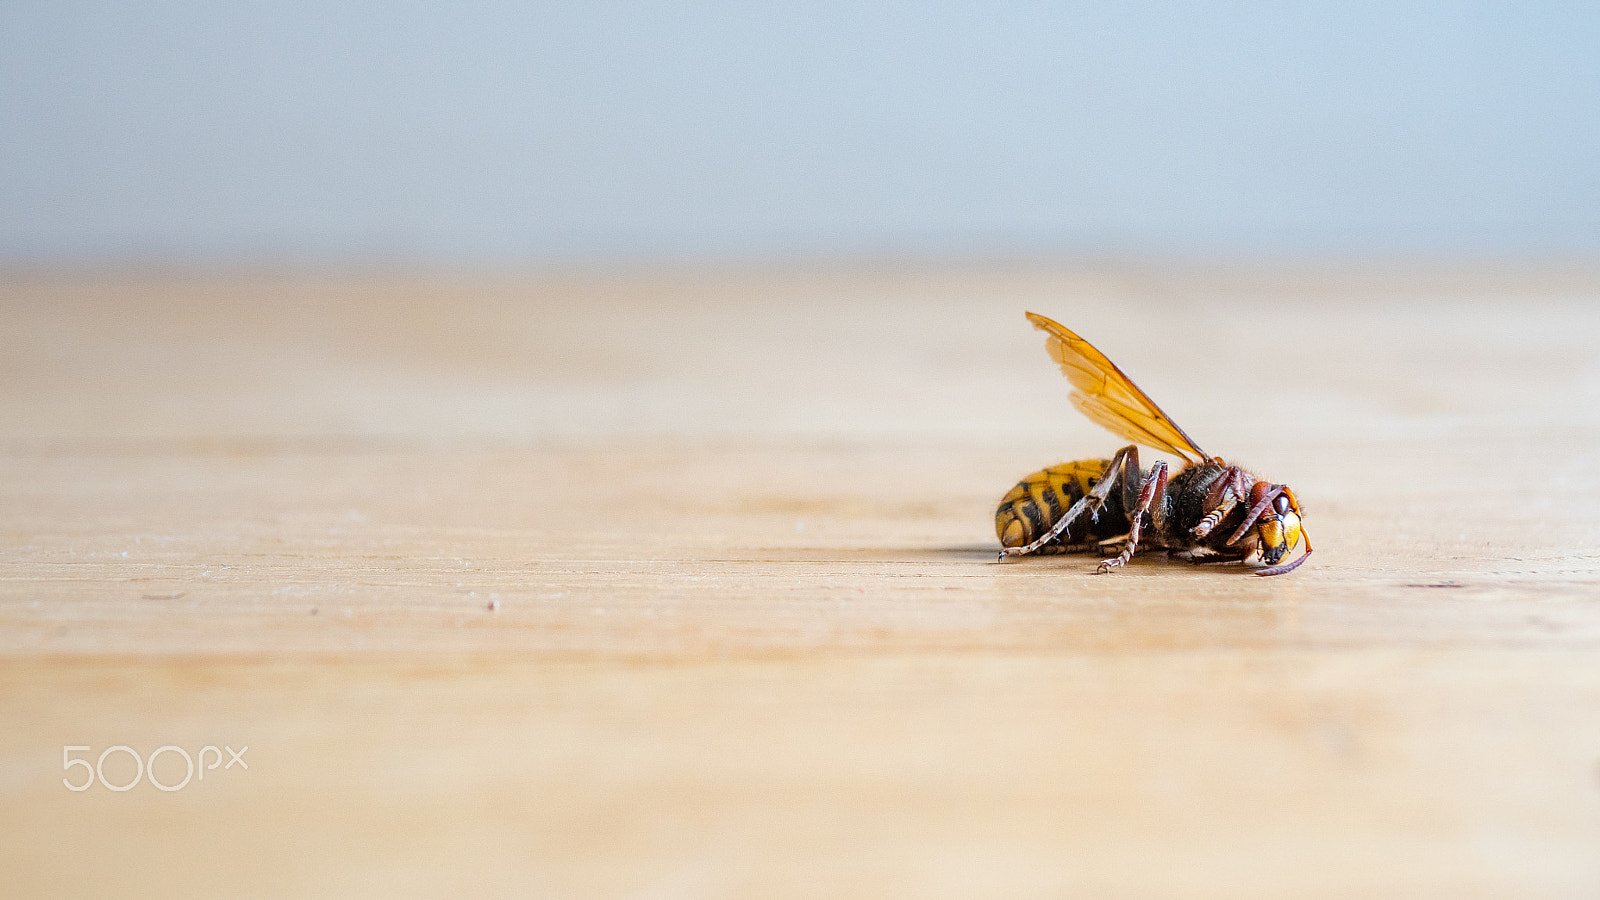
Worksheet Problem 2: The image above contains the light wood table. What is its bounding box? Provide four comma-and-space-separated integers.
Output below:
4, 265, 1599, 897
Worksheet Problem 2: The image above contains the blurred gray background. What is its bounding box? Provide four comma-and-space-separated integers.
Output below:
3, 1, 1598, 263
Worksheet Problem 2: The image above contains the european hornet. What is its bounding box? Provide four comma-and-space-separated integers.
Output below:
997, 312, 1312, 576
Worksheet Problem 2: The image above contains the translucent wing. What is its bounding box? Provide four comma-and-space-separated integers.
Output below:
1025, 311, 1209, 462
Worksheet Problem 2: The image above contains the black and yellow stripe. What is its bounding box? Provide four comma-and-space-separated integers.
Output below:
994, 459, 1111, 551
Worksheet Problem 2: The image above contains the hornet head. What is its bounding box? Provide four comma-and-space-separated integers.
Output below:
1230, 482, 1312, 576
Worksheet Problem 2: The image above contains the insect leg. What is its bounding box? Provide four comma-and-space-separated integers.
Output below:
1096, 460, 1169, 574
999, 445, 1139, 559
1185, 551, 1248, 565
1192, 466, 1252, 538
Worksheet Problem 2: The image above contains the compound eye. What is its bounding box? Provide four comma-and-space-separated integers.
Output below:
1273, 494, 1290, 515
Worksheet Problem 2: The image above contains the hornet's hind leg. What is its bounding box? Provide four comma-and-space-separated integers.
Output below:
1000, 445, 1143, 560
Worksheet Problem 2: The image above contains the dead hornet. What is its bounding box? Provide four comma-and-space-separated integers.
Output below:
996, 312, 1312, 576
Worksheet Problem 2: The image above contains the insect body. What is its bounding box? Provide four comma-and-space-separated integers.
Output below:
995, 460, 1126, 551
996, 312, 1312, 576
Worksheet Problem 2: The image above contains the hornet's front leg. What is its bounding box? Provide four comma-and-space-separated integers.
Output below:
999, 445, 1142, 560
1191, 466, 1252, 539
1096, 459, 1169, 574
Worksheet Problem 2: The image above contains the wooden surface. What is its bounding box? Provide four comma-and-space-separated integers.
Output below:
3, 265, 1600, 897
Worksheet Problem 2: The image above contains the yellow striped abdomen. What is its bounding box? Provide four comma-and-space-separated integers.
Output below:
995, 459, 1112, 551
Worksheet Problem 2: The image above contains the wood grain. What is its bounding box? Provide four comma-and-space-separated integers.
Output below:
3, 265, 1599, 897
